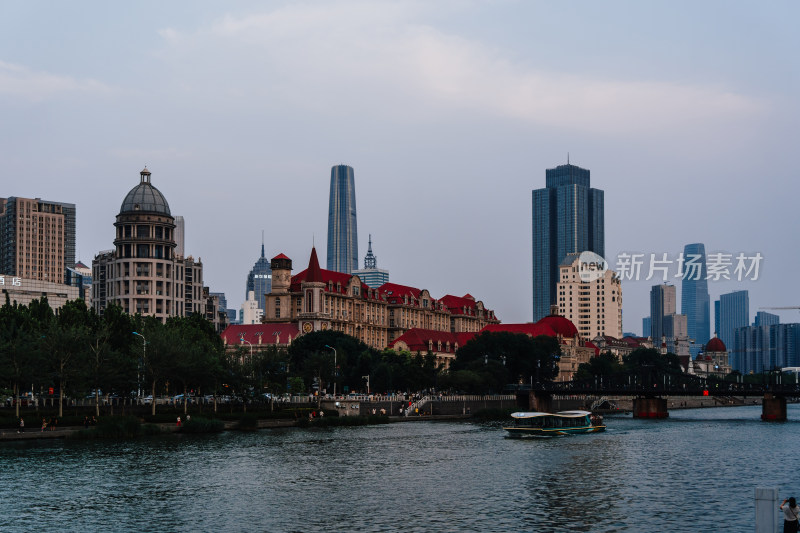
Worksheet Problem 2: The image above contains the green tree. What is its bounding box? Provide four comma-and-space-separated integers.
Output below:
450, 332, 561, 392
574, 351, 623, 381
0, 295, 40, 418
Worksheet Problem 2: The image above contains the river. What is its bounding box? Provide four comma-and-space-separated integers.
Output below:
1, 404, 797, 532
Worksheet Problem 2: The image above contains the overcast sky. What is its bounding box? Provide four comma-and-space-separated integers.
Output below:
2, 1, 798, 331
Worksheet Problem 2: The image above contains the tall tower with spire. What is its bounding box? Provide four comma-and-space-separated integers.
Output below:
352, 234, 389, 288
245, 232, 272, 312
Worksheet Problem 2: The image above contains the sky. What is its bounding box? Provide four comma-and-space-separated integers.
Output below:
1, 1, 798, 332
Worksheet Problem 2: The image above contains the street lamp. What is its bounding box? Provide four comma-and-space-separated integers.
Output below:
239, 337, 253, 359
132, 331, 146, 398
324, 345, 337, 397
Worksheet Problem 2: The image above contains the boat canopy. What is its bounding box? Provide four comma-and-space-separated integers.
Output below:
510, 410, 592, 419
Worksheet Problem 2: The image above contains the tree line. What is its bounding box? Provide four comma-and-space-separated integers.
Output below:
1, 296, 566, 419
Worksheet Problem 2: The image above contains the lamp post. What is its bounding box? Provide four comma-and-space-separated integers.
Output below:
132, 331, 146, 399
324, 345, 337, 397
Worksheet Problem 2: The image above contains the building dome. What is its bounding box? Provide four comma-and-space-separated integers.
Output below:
119, 167, 172, 216
705, 337, 726, 352
537, 315, 579, 338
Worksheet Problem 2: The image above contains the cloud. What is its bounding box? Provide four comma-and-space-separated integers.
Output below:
0, 60, 111, 102
154, 2, 766, 135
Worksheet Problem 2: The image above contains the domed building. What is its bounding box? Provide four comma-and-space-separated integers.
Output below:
92, 168, 213, 323
688, 334, 732, 378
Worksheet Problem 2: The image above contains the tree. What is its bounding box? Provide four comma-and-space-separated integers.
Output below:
450, 332, 561, 392
574, 351, 623, 381
0, 295, 40, 418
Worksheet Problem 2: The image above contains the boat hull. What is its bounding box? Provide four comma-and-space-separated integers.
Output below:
503, 425, 606, 437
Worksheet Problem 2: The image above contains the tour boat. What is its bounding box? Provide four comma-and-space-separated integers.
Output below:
503, 410, 606, 437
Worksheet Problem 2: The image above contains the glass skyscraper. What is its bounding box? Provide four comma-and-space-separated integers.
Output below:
532, 163, 604, 321
327, 164, 358, 274
681, 243, 711, 358
718, 290, 749, 368
246, 241, 272, 312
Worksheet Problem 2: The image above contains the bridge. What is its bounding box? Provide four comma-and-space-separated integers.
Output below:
509, 370, 800, 421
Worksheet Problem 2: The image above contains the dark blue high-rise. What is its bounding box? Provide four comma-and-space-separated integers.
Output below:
327, 164, 358, 274
532, 163, 604, 321
681, 243, 711, 357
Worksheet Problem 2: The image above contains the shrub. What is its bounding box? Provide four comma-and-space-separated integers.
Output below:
180, 416, 224, 434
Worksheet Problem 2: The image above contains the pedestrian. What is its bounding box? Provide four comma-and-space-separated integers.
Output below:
780, 497, 799, 533
84, 416, 89, 429
186, 415, 191, 422
18, 417, 24, 433
91, 416, 97, 426
176, 416, 181, 427
41, 418, 47, 432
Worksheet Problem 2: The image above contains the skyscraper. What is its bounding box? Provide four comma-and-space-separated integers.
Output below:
327, 164, 358, 274
532, 162, 604, 321
718, 290, 749, 364
352, 234, 389, 288
649, 284, 676, 343
246, 237, 272, 312
681, 243, 711, 358
0, 196, 76, 283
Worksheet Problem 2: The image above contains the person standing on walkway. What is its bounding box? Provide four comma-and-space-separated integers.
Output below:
18, 417, 24, 433
780, 497, 799, 533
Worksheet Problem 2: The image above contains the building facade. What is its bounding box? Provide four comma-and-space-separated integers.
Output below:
91, 167, 207, 321
556, 253, 622, 339
532, 162, 604, 322
246, 241, 272, 312
0, 274, 79, 310
351, 235, 389, 288
262, 248, 499, 351
718, 290, 749, 360
327, 164, 358, 274
649, 284, 676, 343
0, 196, 76, 284
733, 322, 800, 374
240, 290, 264, 325
681, 243, 710, 358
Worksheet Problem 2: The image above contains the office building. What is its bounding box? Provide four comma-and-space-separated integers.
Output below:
642, 317, 652, 338
532, 162, 604, 321
0, 274, 79, 310
681, 243, 710, 357
556, 252, 623, 339
327, 164, 358, 274
92, 167, 207, 321
174, 215, 185, 258
717, 290, 749, 360
663, 313, 689, 357
245, 239, 272, 311
649, 284, 676, 343
352, 234, 389, 288
754, 311, 780, 327
66, 260, 92, 303
733, 323, 800, 373
0, 196, 76, 283
240, 290, 263, 325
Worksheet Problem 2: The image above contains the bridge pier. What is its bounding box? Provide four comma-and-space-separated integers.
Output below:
633, 397, 668, 419
761, 393, 786, 421
517, 392, 552, 412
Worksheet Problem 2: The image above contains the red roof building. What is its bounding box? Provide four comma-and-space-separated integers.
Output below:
388, 329, 477, 369
221, 323, 300, 352
260, 248, 499, 350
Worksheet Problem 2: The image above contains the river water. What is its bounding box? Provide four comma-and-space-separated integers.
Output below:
1, 404, 797, 532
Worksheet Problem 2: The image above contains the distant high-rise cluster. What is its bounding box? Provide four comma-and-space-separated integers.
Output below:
532, 162, 604, 322
327, 164, 358, 274
681, 243, 710, 358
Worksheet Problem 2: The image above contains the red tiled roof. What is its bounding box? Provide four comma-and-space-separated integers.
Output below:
388, 328, 469, 353
537, 316, 578, 338
705, 337, 726, 352
585, 341, 600, 356
440, 294, 478, 315
272, 253, 290, 260
306, 247, 323, 283
221, 323, 300, 346
378, 283, 423, 305
481, 323, 558, 337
